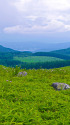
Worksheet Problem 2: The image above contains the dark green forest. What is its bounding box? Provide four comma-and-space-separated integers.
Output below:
0, 44, 70, 69
0, 50, 70, 69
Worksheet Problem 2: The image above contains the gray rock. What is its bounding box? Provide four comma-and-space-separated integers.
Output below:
52, 82, 70, 90
17, 71, 27, 77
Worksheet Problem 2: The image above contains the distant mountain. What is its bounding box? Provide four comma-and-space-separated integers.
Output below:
0, 45, 17, 52
51, 47, 70, 55
33, 51, 70, 60
1, 41, 70, 52
33, 47, 70, 60
34, 42, 70, 52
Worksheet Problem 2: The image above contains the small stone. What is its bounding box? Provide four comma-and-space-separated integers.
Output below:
17, 71, 27, 77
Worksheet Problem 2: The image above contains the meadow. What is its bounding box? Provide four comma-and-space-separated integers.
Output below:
14, 56, 64, 63
0, 65, 70, 125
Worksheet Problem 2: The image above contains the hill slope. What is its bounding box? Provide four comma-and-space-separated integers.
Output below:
33, 51, 70, 60
0, 65, 70, 124
1, 41, 70, 52
51, 47, 70, 55
0, 45, 17, 52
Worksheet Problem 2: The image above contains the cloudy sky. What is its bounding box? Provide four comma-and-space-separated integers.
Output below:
0, 0, 70, 50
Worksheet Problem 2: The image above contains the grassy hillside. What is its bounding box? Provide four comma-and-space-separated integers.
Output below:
0, 65, 70, 125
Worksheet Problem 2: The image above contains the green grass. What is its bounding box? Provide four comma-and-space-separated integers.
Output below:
14, 56, 64, 63
0, 65, 70, 124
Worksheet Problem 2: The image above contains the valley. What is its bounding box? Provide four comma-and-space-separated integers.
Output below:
0, 45, 70, 69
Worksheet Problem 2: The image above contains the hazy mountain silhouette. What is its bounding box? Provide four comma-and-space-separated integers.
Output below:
0, 45, 17, 52
51, 47, 70, 55
1, 41, 70, 52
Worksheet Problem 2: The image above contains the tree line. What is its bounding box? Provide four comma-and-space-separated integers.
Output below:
0, 51, 70, 69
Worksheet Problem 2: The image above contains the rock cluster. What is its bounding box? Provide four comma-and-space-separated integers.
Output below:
52, 82, 70, 90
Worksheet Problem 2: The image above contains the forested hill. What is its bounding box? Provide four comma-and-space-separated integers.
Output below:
33, 52, 70, 60
0, 45, 17, 52
51, 47, 70, 55
0, 45, 70, 69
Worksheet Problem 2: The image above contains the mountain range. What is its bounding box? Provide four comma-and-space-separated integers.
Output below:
0, 44, 70, 69
1, 44, 70, 55
1, 41, 70, 52
0, 44, 70, 61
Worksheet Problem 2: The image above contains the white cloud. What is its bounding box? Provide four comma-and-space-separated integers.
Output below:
12, 0, 32, 12
12, 0, 70, 12
4, 20, 70, 34
4, 25, 22, 33
3, 0, 70, 33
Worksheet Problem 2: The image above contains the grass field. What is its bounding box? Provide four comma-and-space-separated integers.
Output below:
14, 56, 64, 63
0, 65, 70, 125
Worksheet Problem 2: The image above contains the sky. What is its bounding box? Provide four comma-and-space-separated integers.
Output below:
0, 0, 70, 50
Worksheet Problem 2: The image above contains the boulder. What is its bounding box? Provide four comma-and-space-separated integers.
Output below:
52, 82, 70, 90
17, 71, 27, 77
